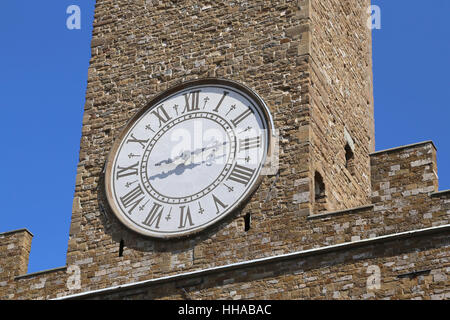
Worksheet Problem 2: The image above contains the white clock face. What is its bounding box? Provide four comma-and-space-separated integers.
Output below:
105, 79, 273, 238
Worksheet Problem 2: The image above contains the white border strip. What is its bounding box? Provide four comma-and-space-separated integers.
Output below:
0, 228, 33, 237
370, 140, 436, 156
431, 190, 450, 197
307, 205, 374, 220
54, 224, 450, 300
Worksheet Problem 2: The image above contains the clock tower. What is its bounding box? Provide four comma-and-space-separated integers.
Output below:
67, 0, 374, 285
1, 0, 448, 300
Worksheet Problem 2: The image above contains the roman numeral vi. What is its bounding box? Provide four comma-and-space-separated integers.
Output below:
178, 206, 194, 229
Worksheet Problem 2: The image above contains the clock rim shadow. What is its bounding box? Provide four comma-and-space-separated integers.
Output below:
96, 163, 263, 258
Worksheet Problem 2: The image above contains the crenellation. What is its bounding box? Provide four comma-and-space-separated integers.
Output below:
0, 230, 33, 283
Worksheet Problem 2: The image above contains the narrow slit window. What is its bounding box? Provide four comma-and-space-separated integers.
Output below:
314, 172, 326, 200
119, 239, 124, 257
244, 213, 251, 232
345, 143, 355, 175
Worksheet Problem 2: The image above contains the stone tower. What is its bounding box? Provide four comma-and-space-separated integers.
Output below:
0, 0, 448, 300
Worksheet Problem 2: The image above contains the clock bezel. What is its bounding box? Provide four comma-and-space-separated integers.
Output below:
104, 78, 275, 239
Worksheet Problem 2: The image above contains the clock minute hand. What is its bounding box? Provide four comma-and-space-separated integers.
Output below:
149, 153, 227, 181
189, 141, 228, 156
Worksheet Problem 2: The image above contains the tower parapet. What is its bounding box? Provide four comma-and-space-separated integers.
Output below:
0, 229, 33, 282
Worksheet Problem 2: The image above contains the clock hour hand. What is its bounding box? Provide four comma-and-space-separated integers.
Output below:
155, 150, 189, 168
154, 139, 228, 171
149, 153, 227, 181
154, 151, 190, 173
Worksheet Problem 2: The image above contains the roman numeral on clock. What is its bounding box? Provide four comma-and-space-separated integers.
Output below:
178, 206, 194, 229
212, 194, 228, 215
151, 104, 172, 127
239, 136, 261, 151
227, 164, 255, 186
213, 91, 229, 112
142, 203, 164, 229
127, 134, 149, 149
231, 108, 253, 127
120, 185, 145, 215
182, 90, 201, 113
116, 162, 139, 180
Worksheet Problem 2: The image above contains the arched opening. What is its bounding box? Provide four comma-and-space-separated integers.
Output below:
345, 143, 355, 175
314, 171, 327, 214
314, 172, 326, 200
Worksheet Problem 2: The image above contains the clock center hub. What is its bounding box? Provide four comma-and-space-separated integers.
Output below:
140, 112, 237, 204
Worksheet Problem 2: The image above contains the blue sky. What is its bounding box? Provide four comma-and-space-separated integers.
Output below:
0, 1, 449, 274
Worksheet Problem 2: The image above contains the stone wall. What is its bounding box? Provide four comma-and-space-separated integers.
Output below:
0, 1, 448, 300
68, 227, 450, 300
68, 0, 316, 292
1, 139, 448, 299
0, 229, 33, 284
309, 0, 374, 213
0, 230, 32, 283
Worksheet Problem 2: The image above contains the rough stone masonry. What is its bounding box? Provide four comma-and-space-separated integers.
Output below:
0, 0, 448, 300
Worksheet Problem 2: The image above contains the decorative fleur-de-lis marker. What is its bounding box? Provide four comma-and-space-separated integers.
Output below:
125, 180, 138, 188
198, 202, 205, 215
139, 200, 150, 211
173, 104, 179, 116
225, 104, 236, 117
166, 207, 173, 221
145, 124, 155, 132
239, 126, 252, 134
238, 156, 251, 163
128, 153, 140, 159
223, 183, 234, 192
203, 96, 210, 109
